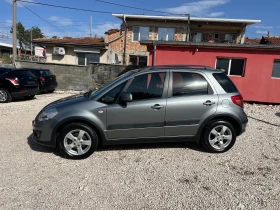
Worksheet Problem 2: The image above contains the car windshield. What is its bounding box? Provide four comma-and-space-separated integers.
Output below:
91, 71, 136, 97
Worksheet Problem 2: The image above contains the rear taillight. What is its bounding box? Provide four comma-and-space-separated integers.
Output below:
231, 95, 244, 108
40, 76, 45, 82
6, 78, 19, 85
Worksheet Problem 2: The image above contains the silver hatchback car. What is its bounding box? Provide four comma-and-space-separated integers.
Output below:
32, 65, 248, 159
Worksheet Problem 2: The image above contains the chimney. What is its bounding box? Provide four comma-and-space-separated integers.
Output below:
268, 31, 270, 37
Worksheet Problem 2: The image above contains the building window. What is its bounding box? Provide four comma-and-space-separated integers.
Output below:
225, 34, 237, 41
132, 26, 149, 41
193, 32, 202, 42
272, 60, 280, 78
129, 55, 147, 67
158, 28, 175, 41
216, 58, 245, 76
77, 53, 100, 66
214, 33, 219, 39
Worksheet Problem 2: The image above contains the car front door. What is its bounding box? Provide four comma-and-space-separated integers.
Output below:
165, 71, 218, 137
104, 71, 168, 140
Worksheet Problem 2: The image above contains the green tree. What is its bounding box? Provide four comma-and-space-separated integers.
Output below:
10, 22, 44, 51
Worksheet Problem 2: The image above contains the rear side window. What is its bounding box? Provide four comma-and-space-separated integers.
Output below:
40, 70, 53, 76
172, 72, 210, 96
213, 73, 238, 93
14, 71, 35, 78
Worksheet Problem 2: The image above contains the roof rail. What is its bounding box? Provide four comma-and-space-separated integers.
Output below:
139, 64, 216, 72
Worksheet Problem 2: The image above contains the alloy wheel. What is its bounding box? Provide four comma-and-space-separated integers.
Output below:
0, 90, 8, 102
63, 129, 92, 156
208, 125, 232, 150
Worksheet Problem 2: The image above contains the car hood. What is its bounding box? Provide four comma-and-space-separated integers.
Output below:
43, 94, 87, 110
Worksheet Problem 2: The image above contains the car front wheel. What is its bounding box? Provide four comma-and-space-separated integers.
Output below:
58, 123, 98, 159
202, 121, 236, 153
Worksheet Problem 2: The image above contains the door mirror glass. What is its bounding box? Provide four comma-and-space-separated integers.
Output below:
121, 93, 133, 102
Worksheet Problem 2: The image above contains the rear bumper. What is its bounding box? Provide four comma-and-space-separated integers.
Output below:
11, 87, 39, 98
40, 82, 57, 91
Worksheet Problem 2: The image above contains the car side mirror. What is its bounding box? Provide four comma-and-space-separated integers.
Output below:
120, 93, 132, 102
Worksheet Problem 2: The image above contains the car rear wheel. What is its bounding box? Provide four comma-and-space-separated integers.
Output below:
58, 123, 98, 159
0, 88, 12, 103
202, 121, 236, 153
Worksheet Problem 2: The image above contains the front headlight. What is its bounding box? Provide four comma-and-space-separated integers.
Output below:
37, 108, 58, 122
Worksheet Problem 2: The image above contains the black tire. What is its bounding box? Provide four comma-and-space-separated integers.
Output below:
0, 88, 12, 103
24, 95, 35, 100
58, 123, 98, 159
48, 89, 55, 93
201, 120, 236, 153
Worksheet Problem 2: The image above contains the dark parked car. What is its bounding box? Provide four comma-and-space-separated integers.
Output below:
33, 65, 248, 159
24, 68, 57, 93
0, 67, 39, 103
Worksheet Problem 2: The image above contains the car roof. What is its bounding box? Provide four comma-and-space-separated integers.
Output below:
21, 68, 50, 71
138, 65, 220, 73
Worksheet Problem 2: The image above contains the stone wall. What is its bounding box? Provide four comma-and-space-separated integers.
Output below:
15, 60, 91, 91
15, 60, 138, 91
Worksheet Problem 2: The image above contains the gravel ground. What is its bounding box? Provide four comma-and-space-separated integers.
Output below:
0, 93, 279, 210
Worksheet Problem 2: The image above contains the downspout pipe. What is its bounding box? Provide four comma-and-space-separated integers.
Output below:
123, 15, 128, 65
153, 41, 157, 66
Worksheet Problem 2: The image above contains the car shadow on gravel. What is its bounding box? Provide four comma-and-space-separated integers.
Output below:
276, 112, 280, 117
12, 97, 37, 103
27, 134, 61, 156
99, 142, 207, 153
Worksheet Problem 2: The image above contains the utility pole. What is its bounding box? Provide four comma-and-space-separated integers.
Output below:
12, 0, 17, 67
90, 14, 92, 38
186, 14, 190, 42
31, 28, 33, 56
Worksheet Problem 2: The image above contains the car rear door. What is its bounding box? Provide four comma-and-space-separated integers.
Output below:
105, 71, 169, 140
165, 70, 218, 137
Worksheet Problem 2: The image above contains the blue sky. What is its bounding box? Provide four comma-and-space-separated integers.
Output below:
0, 0, 279, 44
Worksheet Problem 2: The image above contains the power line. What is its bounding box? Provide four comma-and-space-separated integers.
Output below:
95, 0, 184, 16
17, 0, 112, 14
19, 2, 66, 33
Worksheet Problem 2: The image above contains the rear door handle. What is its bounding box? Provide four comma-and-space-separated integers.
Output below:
203, 100, 215, 106
151, 104, 164, 109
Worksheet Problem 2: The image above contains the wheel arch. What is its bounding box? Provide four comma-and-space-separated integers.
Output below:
196, 114, 242, 143
52, 117, 106, 148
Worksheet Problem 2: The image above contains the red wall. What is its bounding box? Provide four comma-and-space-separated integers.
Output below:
149, 46, 280, 103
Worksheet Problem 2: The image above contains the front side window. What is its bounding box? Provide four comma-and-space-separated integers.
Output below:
272, 60, 280, 78
172, 72, 209, 97
125, 72, 166, 101
132, 26, 149, 41
100, 82, 127, 104
158, 28, 175, 41
216, 58, 245, 76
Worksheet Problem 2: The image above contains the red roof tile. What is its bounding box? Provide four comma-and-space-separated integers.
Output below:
244, 37, 261, 44
105, 28, 120, 35
263, 36, 280, 45
33, 37, 104, 46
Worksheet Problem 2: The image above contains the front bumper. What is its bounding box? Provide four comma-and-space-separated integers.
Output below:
32, 120, 57, 148
11, 87, 39, 98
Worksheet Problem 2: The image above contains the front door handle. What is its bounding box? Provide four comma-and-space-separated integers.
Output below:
203, 100, 215, 106
151, 104, 164, 109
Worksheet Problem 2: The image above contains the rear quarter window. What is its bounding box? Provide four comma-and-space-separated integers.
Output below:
213, 73, 238, 93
